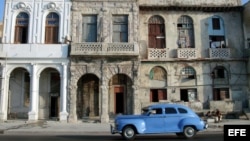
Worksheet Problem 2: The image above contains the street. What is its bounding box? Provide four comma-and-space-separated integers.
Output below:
0, 133, 223, 141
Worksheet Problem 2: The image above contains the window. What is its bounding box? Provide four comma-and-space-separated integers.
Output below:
14, 12, 29, 44
209, 36, 225, 48
82, 15, 97, 42
45, 12, 59, 44
213, 66, 226, 79
148, 15, 165, 48
150, 108, 163, 115
181, 66, 195, 79
177, 16, 194, 48
213, 88, 230, 100
113, 15, 128, 42
180, 89, 197, 102
149, 66, 167, 80
165, 108, 177, 114
178, 108, 188, 114
212, 18, 220, 30
150, 89, 167, 102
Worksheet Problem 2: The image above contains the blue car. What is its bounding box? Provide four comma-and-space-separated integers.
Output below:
110, 103, 208, 140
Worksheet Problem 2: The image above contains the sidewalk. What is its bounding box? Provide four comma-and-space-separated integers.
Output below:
0, 119, 250, 135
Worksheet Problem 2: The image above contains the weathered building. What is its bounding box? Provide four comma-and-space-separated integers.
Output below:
69, 0, 140, 123
0, 0, 249, 123
243, 1, 250, 109
0, 0, 71, 122
137, 0, 248, 114
68, 0, 249, 123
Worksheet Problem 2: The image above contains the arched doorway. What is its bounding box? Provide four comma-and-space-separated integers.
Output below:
109, 74, 133, 116
39, 68, 60, 120
77, 74, 99, 120
8, 68, 30, 120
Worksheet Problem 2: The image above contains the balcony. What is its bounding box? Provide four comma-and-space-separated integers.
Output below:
0, 44, 69, 58
70, 42, 139, 56
177, 48, 198, 59
148, 48, 169, 60
209, 48, 230, 58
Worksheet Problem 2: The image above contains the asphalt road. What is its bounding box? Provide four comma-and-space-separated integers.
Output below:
0, 133, 223, 141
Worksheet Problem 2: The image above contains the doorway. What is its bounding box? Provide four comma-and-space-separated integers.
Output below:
114, 87, 124, 114
50, 96, 59, 117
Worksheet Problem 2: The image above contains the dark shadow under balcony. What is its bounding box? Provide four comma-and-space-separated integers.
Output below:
70, 42, 139, 56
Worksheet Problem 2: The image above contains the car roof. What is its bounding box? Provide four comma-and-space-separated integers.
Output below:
147, 103, 190, 109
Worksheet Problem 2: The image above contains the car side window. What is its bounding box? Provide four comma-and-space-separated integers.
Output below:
165, 108, 177, 114
150, 108, 163, 115
178, 108, 188, 114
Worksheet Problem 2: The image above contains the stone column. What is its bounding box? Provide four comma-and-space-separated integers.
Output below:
132, 61, 140, 114
60, 64, 68, 121
68, 67, 77, 123
28, 64, 39, 121
100, 85, 109, 123
0, 66, 8, 121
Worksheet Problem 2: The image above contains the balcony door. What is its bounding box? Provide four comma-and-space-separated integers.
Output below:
148, 15, 165, 48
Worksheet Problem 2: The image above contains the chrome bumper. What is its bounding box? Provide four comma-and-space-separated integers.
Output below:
204, 122, 208, 129
110, 124, 119, 134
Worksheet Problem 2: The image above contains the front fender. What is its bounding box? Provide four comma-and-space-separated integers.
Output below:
117, 118, 146, 133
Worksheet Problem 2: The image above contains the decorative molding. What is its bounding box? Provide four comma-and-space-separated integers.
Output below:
14, 2, 31, 12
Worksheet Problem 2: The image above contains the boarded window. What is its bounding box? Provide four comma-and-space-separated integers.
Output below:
82, 15, 97, 42
149, 66, 167, 80
14, 12, 29, 44
213, 88, 229, 100
45, 13, 59, 44
112, 15, 128, 42
177, 16, 194, 48
150, 89, 167, 102
148, 15, 165, 48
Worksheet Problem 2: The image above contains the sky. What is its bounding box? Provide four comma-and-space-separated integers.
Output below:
0, 0, 249, 22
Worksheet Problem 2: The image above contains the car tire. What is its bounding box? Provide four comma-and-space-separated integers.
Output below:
122, 126, 136, 140
183, 126, 196, 138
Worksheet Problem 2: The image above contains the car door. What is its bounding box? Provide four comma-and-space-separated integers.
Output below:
144, 107, 165, 133
164, 107, 181, 132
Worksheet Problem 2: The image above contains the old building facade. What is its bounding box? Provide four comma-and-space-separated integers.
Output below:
0, 0, 249, 123
137, 0, 248, 117
0, 0, 71, 122
68, 0, 249, 123
69, 0, 140, 123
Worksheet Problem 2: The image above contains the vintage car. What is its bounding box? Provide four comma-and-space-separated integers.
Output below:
110, 103, 208, 140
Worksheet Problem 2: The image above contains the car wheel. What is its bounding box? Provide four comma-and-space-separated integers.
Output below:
183, 126, 196, 138
122, 126, 136, 140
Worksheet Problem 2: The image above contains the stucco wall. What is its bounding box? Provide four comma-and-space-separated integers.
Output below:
138, 0, 241, 6
138, 11, 244, 59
